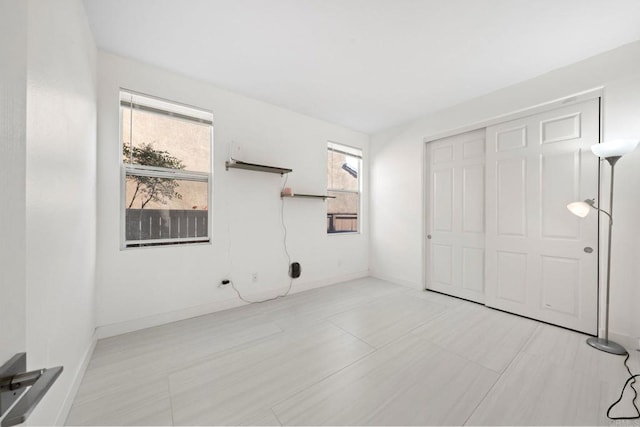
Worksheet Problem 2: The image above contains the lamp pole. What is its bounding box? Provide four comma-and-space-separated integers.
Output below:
568, 139, 638, 355
586, 156, 627, 355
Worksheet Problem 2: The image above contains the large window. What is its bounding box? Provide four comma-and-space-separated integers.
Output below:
120, 90, 213, 248
327, 142, 362, 234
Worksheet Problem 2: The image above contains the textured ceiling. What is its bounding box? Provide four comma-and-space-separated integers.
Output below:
84, 0, 640, 133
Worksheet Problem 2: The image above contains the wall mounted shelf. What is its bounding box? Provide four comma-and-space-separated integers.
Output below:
281, 193, 336, 200
225, 159, 292, 175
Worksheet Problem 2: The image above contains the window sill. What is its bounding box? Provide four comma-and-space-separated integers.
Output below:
327, 231, 361, 236
121, 240, 211, 250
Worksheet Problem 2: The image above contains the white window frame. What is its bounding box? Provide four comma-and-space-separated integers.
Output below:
327, 141, 362, 235
119, 89, 213, 249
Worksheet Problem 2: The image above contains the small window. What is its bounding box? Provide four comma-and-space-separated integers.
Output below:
120, 90, 213, 248
327, 142, 362, 234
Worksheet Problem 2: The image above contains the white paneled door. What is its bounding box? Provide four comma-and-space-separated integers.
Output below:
485, 99, 599, 334
426, 129, 486, 303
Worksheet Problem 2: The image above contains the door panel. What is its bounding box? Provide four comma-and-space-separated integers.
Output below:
463, 138, 485, 159
541, 255, 580, 316
485, 99, 599, 334
433, 145, 454, 163
541, 113, 581, 144
496, 126, 527, 151
426, 129, 486, 303
497, 158, 526, 237
432, 244, 453, 286
462, 165, 484, 233
433, 169, 453, 232
496, 251, 527, 303
541, 152, 581, 239
462, 247, 484, 292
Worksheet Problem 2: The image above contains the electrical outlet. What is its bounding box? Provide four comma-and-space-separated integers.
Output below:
252, 272, 258, 283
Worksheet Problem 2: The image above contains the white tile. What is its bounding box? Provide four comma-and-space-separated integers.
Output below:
466, 352, 608, 426
238, 409, 282, 426
412, 302, 538, 372
342, 277, 408, 297
73, 321, 282, 407
328, 292, 449, 348
66, 277, 630, 426
272, 279, 407, 331
168, 322, 374, 425
273, 334, 499, 425
66, 378, 173, 426
407, 288, 468, 308
521, 323, 634, 384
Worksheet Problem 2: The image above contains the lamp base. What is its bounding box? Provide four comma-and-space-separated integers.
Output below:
586, 337, 628, 355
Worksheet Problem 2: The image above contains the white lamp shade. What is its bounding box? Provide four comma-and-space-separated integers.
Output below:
591, 139, 639, 158
567, 201, 591, 218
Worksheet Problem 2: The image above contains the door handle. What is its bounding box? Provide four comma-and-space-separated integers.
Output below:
427, 234, 432, 239
0, 353, 63, 427
584, 247, 593, 253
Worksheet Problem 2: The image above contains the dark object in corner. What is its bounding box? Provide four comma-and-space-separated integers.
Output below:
289, 262, 301, 279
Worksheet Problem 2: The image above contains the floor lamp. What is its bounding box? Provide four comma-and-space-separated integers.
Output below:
567, 139, 638, 356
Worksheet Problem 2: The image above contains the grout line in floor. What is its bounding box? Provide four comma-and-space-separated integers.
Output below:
302, 286, 409, 326
264, 303, 460, 423
164, 322, 285, 378
368, 304, 456, 353
326, 319, 378, 350
74, 280, 611, 426
270, 407, 284, 426
461, 323, 542, 426
261, 287, 446, 419
265, 320, 379, 416
166, 375, 176, 426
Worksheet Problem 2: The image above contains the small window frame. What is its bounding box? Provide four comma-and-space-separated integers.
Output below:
327, 141, 362, 235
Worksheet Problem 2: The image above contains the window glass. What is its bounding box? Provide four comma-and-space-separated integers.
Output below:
327, 191, 359, 233
327, 143, 361, 234
125, 177, 208, 242
121, 106, 210, 173
121, 90, 212, 248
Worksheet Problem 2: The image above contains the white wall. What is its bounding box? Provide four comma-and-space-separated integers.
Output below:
24, 0, 97, 424
96, 53, 369, 334
0, 0, 27, 365
371, 41, 640, 344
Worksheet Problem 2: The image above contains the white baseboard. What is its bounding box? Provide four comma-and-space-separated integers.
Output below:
369, 272, 421, 290
96, 297, 246, 339
293, 270, 370, 293
96, 270, 370, 340
55, 332, 97, 426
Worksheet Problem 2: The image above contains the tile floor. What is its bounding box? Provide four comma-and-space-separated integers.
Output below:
66, 278, 640, 426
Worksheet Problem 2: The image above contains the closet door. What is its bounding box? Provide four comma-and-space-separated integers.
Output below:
485, 99, 599, 334
426, 129, 485, 303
